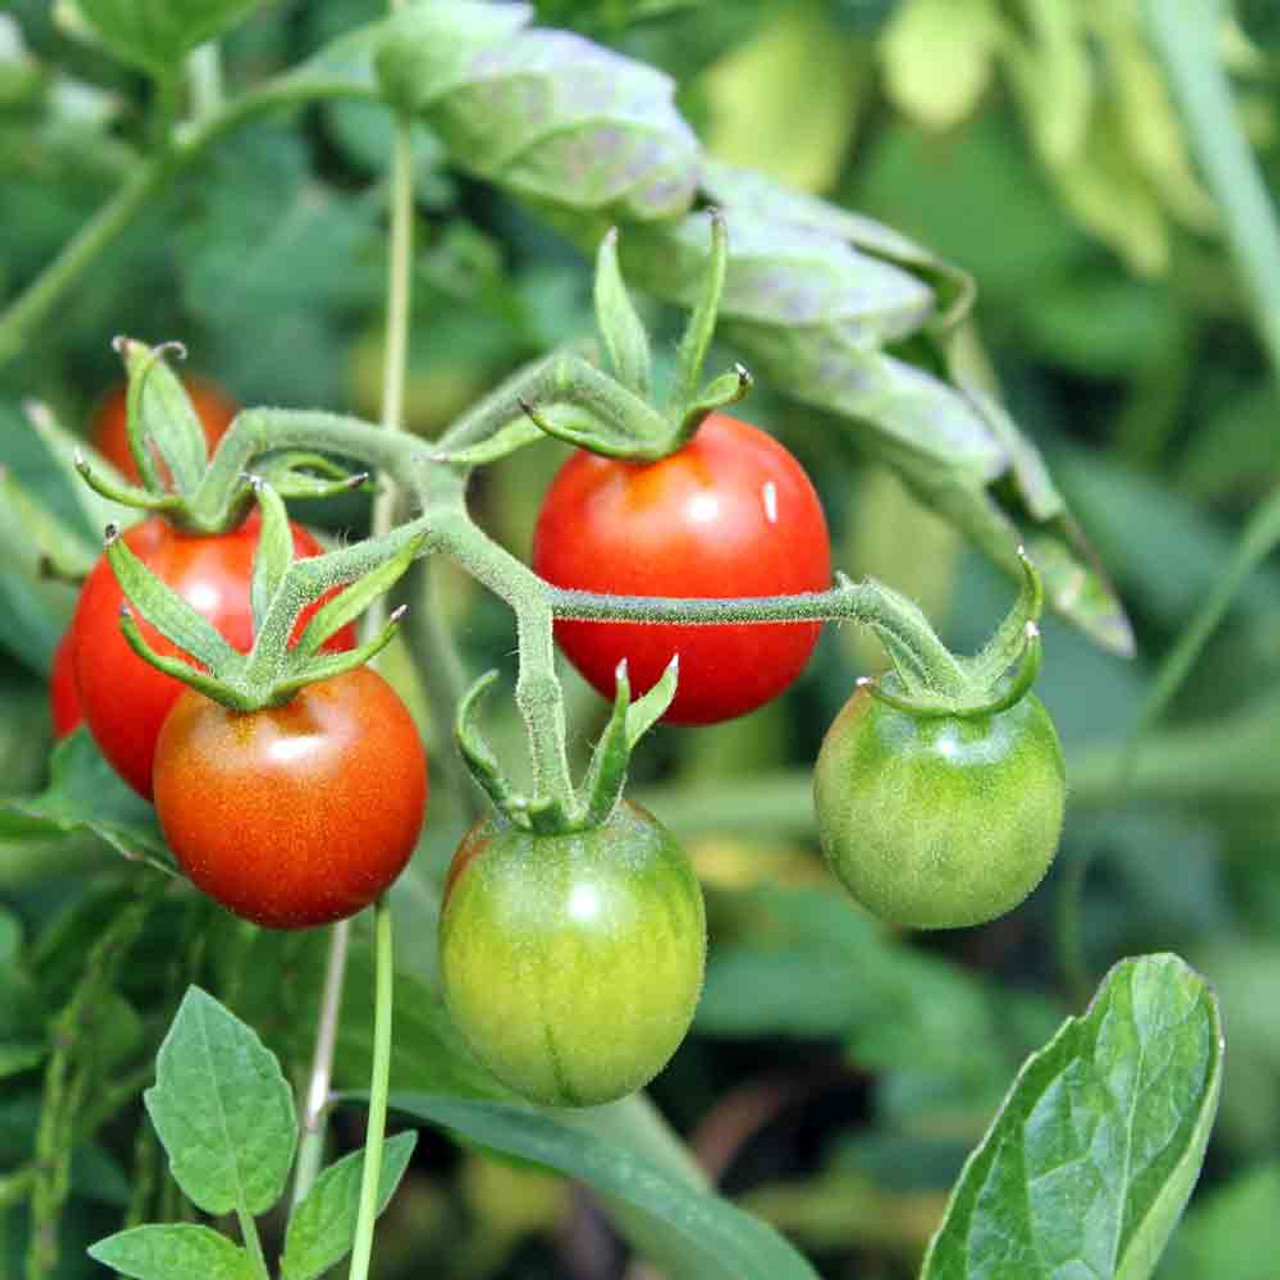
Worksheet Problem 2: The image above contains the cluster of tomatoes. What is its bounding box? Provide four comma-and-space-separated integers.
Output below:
53, 387, 1064, 1107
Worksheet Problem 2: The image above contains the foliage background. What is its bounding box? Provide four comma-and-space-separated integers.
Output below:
1, 0, 1277, 1276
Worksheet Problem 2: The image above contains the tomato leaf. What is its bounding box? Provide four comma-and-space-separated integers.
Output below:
88, 1224, 256, 1280
377, 6, 698, 221
920, 953, 1223, 1279
594, 227, 652, 399
0, 730, 172, 872
144, 986, 298, 1217
388, 1094, 819, 1280
75, 0, 265, 78
279, 1131, 416, 1280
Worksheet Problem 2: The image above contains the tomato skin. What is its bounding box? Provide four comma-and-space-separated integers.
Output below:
71, 516, 356, 799
813, 686, 1066, 929
440, 802, 706, 1107
153, 668, 427, 928
531, 414, 831, 725
91, 378, 238, 484
49, 628, 83, 739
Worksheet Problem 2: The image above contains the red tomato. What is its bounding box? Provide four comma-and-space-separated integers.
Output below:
154, 668, 427, 929
71, 516, 356, 799
532, 414, 832, 725
91, 377, 238, 484
49, 628, 82, 739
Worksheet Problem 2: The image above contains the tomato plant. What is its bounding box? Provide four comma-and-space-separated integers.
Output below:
532, 413, 831, 725
90, 376, 237, 483
48, 628, 81, 739
813, 683, 1067, 929
70, 515, 356, 798
439, 802, 706, 1107
153, 666, 427, 928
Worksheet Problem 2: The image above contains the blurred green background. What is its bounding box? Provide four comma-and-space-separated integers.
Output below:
2, 1, 1279, 1276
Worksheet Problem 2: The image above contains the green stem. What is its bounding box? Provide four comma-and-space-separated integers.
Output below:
292, 917, 351, 1211
348, 897, 395, 1280
1142, 0, 1280, 382
235, 1208, 271, 1280
187, 42, 225, 122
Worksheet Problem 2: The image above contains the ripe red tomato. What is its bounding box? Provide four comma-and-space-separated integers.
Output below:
154, 668, 427, 928
49, 628, 82, 739
532, 413, 832, 724
71, 515, 356, 799
91, 377, 237, 484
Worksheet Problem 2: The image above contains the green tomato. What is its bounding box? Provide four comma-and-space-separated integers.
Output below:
439, 802, 706, 1107
813, 685, 1066, 929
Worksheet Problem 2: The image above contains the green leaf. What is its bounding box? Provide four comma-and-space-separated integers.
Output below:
117, 338, 211, 495
379, 7, 699, 220
144, 986, 298, 1217
921, 954, 1223, 1280
75, 0, 265, 77
88, 1224, 256, 1280
0, 730, 172, 872
280, 1131, 417, 1280
389, 1094, 819, 1280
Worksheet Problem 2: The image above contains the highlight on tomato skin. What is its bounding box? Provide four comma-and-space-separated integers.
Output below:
90, 376, 238, 483
69, 515, 358, 800
439, 801, 707, 1108
532, 412, 832, 726
153, 667, 428, 929
49, 627, 83, 739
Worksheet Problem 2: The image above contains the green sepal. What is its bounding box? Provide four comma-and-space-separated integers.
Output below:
117, 337, 209, 496
269, 607, 405, 703
964, 546, 1044, 687
594, 227, 652, 399
672, 363, 752, 444
431, 417, 544, 468
580, 657, 679, 828
669, 209, 728, 417
247, 478, 292, 634
454, 671, 521, 816
293, 531, 428, 659
105, 524, 242, 675
118, 608, 247, 707
252, 452, 369, 502
74, 451, 184, 517
518, 393, 666, 462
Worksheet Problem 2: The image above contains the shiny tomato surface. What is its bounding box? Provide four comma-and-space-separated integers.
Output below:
91, 377, 237, 484
154, 668, 427, 928
49, 627, 82, 739
532, 414, 831, 725
71, 515, 356, 798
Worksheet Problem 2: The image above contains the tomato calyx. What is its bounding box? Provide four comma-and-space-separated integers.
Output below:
76, 338, 366, 536
104, 477, 424, 713
455, 655, 679, 835
433, 211, 750, 470
862, 546, 1047, 720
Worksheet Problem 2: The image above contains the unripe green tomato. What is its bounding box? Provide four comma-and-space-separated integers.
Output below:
439, 802, 706, 1108
813, 686, 1066, 929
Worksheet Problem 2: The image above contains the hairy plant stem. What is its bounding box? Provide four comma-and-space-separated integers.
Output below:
348, 896, 394, 1280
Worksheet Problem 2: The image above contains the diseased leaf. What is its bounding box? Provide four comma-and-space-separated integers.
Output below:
89, 1224, 255, 1280
921, 954, 1223, 1280
144, 987, 298, 1217
379, 7, 699, 220
280, 1132, 416, 1280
